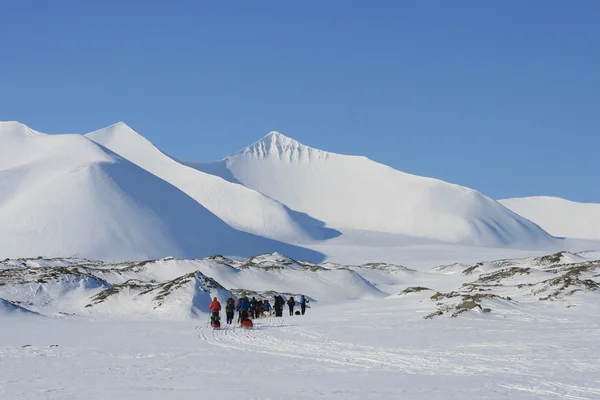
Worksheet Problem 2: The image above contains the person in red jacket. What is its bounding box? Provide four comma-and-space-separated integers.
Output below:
209, 297, 222, 324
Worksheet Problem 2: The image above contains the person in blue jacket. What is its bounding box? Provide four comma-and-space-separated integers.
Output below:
300, 295, 309, 315
263, 299, 272, 315
236, 297, 251, 323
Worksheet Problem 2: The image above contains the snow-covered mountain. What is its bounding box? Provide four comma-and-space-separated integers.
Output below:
0, 122, 322, 262
193, 131, 554, 247
86, 123, 338, 243
500, 196, 600, 241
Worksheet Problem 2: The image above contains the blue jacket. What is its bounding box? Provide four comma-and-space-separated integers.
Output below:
236, 299, 250, 311
263, 300, 272, 311
300, 296, 307, 305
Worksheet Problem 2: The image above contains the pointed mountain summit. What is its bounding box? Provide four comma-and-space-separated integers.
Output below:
237, 130, 329, 162
193, 131, 556, 247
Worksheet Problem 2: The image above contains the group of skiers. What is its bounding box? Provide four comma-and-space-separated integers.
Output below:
209, 294, 309, 325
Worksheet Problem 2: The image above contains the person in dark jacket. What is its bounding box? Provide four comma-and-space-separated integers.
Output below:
236, 297, 251, 323
250, 297, 258, 318
225, 297, 235, 324
273, 295, 283, 317
287, 297, 296, 316
299, 295, 309, 315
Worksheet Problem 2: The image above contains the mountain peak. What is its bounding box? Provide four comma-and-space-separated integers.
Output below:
0, 121, 44, 138
234, 130, 329, 161
85, 122, 153, 149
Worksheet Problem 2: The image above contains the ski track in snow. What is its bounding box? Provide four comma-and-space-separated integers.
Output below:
197, 317, 600, 399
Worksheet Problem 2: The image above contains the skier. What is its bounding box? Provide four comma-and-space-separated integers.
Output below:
287, 296, 296, 316
209, 297, 222, 326
236, 297, 251, 323
225, 297, 235, 324
250, 297, 258, 318
300, 295, 309, 315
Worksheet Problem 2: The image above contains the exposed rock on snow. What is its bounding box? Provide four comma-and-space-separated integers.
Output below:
0, 251, 598, 321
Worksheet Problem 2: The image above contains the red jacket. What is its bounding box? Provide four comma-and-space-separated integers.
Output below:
209, 297, 221, 312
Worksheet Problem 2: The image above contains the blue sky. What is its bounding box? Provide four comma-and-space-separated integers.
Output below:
2, 1, 599, 202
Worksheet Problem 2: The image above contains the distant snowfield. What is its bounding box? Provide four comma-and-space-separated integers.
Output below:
500, 196, 600, 241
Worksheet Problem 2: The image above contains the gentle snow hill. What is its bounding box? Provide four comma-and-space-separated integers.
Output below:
0, 122, 323, 262
193, 131, 556, 247
85, 123, 338, 243
500, 196, 600, 241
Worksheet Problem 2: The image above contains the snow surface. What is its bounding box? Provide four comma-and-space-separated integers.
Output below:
500, 196, 600, 241
0, 122, 323, 262
1, 250, 600, 399
197, 131, 555, 247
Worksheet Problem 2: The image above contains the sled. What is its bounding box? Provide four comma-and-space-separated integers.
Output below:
211, 322, 221, 329
241, 319, 253, 329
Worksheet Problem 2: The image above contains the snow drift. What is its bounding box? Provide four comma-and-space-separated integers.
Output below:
0, 122, 323, 262
194, 131, 555, 247
500, 196, 600, 241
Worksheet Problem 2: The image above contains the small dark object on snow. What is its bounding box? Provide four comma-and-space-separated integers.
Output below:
295, 310, 301, 315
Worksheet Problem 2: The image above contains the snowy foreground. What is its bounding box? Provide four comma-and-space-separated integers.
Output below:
1, 251, 600, 399
2, 300, 600, 399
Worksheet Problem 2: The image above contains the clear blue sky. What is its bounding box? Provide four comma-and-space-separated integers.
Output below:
2, 1, 599, 202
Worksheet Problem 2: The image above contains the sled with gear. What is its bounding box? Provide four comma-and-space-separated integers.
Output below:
210, 314, 221, 329
241, 319, 254, 329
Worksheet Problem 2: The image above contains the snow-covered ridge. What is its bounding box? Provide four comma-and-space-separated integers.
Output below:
0, 121, 325, 262
1, 251, 598, 320
85, 123, 339, 243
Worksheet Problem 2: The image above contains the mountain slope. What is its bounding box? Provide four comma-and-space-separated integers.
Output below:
0, 122, 323, 262
194, 131, 554, 247
500, 196, 600, 241
85, 123, 338, 243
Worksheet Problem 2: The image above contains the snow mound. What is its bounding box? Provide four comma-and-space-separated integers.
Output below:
86, 123, 339, 242
0, 122, 324, 262
85, 272, 233, 319
500, 196, 600, 241
0, 298, 39, 316
196, 130, 555, 247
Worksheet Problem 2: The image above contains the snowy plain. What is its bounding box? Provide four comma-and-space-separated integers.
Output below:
2, 251, 600, 399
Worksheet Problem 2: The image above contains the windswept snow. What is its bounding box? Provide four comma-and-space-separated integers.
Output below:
500, 196, 600, 241
197, 131, 555, 247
